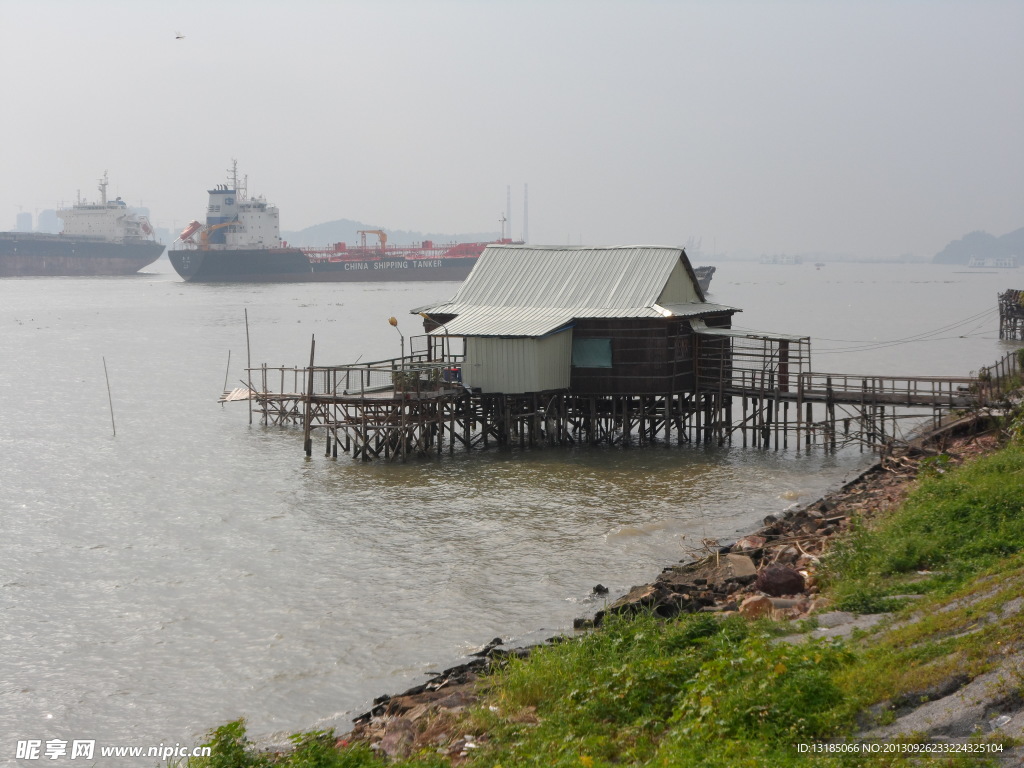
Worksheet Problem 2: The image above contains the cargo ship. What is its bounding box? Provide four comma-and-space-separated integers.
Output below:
0, 174, 165, 277
169, 165, 513, 283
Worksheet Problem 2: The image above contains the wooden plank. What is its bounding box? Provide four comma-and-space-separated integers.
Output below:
219, 387, 253, 403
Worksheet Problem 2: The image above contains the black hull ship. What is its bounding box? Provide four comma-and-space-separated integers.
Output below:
0, 234, 165, 277
0, 174, 164, 277
169, 241, 490, 284
169, 164, 505, 284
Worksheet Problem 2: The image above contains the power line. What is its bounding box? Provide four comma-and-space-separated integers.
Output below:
730, 306, 1000, 355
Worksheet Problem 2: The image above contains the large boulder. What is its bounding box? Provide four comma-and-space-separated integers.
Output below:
755, 564, 806, 596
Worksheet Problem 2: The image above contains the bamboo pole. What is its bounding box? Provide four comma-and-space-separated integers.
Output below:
222, 350, 231, 407
302, 335, 316, 457
103, 356, 116, 437
246, 309, 252, 425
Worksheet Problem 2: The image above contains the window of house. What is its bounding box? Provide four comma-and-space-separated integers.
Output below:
572, 338, 612, 368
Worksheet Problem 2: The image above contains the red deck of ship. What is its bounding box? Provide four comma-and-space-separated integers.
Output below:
299, 240, 508, 263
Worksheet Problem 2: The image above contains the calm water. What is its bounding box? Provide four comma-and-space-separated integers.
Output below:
0, 257, 1018, 757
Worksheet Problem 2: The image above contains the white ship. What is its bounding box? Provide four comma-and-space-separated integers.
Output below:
968, 256, 1018, 268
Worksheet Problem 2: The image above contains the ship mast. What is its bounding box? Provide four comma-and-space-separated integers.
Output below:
98, 171, 109, 204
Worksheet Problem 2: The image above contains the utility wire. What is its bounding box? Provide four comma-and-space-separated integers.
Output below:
815, 333, 1001, 357
731, 306, 1000, 355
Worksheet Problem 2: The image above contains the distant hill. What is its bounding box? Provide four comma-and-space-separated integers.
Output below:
932, 226, 1024, 264
281, 219, 501, 248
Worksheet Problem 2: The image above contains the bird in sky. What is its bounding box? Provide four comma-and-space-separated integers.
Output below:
175, 31, 185, 40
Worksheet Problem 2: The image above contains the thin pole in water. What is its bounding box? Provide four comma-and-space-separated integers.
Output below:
222, 350, 231, 407
302, 334, 316, 457
103, 356, 116, 436
246, 309, 253, 425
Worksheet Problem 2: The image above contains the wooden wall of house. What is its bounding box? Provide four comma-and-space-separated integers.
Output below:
569, 312, 733, 395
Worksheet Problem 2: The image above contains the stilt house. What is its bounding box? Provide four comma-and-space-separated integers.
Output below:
413, 244, 738, 396
239, 243, 1014, 459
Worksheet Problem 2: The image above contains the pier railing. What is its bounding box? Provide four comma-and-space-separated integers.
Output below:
694, 339, 1022, 450
975, 348, 1024, 399
246, 354, 465, 402
793, 372, 978, 408
708, 347, 1021, 409
314, 358, 464, 399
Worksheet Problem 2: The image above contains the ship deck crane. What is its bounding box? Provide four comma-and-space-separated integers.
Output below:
358, 230, 388, 250
199, 219, 240, 250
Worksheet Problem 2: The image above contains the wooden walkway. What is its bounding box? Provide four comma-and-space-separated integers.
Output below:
711, 369, 987, 451
228, 346, 1022, 460
721, 370, 977, 407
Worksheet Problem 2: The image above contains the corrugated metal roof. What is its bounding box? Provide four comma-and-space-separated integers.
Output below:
427, 302, 740, 337
689, 319, 807, 343
659, 302, 740, 318
422, 302, 669, 321
421, 245, 683, 311
434, 308, 576, 337
415, 245, 738, 338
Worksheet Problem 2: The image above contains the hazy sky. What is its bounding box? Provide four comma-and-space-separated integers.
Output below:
1, 0, 1021, 258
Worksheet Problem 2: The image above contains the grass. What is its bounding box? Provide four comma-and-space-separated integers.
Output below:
476, 613, 854, 766
829, 551, 1024, 719
181, 720, 382, 768
820, 443, 1024, 610
183, 417, 1024, 768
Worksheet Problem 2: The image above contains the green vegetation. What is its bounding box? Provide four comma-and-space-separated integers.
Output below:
182, 721, 380, 768
185, 412, 1024, 768
821, 442, 1024, 611
478, 614, 856, 766
830, 553, 1024, 712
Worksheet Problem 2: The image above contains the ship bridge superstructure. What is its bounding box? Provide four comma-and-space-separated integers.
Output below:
202, 162, 282, 250
57, 172, 156, 243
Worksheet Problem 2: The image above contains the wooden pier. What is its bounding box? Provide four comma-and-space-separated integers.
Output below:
220, 247, 1024, 461
226, 342, 1022, 461
999, 289, 1024, 340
